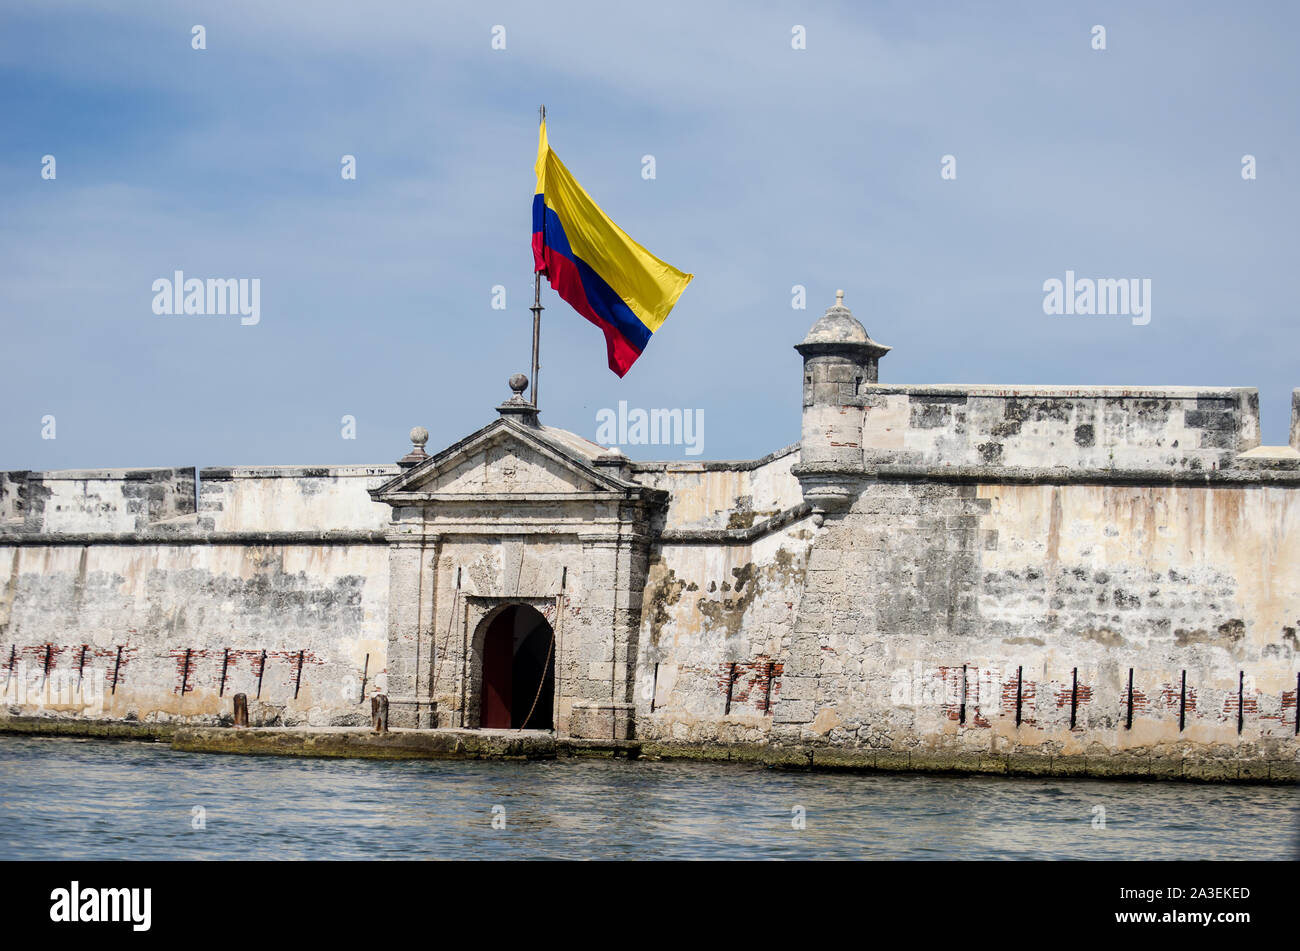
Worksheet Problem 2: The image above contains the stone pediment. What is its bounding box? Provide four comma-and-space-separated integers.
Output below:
370, 419, 648, 504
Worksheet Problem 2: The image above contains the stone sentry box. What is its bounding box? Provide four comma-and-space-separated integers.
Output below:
370, 376, 666, 737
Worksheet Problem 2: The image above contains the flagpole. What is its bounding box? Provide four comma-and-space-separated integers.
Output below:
530, 270, 542, 408
531, 104, 546, 409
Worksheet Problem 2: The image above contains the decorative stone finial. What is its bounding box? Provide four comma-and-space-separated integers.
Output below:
498, 373, 540, 426
398, 426, 431, 468
835, 289, 844, 307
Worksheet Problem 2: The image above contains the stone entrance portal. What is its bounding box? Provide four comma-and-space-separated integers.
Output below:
369, 377, 666, 737
479, 604, 556, 730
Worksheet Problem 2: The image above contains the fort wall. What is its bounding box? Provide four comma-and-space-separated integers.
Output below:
630, 363, 1300, 776
0, 465, 393, 726
1, 331, 1297, 779
857, 384, 1261, 471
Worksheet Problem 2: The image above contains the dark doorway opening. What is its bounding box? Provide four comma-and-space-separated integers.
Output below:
480, 604, 555, 730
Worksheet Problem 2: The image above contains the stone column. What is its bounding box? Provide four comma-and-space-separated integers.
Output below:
774, 523, 844, 738
384, 530, 438, 728
568, 527, 648, 739
426, 549, 462, 729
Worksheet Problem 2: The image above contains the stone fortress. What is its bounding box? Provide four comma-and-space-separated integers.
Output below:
3, 293, 1299, 780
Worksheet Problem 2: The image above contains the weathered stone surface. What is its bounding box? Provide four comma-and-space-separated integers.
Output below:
1, 311, 1297, 783
172, 726, 559, 760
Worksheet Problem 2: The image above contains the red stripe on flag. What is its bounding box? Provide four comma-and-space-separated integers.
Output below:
537, 243, 643, 377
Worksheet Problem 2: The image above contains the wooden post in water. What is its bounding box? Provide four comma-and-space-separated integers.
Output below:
371, 694, 389, 733
232, 692, 249, 727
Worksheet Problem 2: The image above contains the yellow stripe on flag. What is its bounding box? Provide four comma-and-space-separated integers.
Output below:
534, 120, 692, 333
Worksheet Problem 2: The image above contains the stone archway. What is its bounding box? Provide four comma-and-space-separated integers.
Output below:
478, 604, 556, 730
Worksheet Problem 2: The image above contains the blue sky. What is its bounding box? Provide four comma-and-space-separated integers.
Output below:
2, 0, 1296, 469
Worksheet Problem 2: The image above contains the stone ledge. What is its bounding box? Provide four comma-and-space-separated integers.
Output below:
874, 464, 1300, 487
637, 742, 1296, 784
0, 531, 389, 546
0, 715, 176, 741
628, 443, 799, 474
200, 465, 399, 480
861, 384, 1255, 400
2, 467, 192, 482
172, 727, 560, 760
657, 503, 813, 544
2, 719, 1294, 783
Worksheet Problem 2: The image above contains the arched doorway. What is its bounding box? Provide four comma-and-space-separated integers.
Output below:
480, 604, 556, 730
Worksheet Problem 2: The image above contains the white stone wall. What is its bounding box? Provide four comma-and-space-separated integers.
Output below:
777, 478, 1300, 764
858, 385, 1260, 471
635, 517, 814, 743
199, 465, 397, 532
2, 388, 1297, 774
0, 540, 389, 725
1, 468, 196, 534
0, 466, 393, 725
632, 446, 801, 531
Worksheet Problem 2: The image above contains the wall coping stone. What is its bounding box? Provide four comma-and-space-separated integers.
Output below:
1, 466, 193, 481
200, 464, 400, 479
859, 383, 1256, 400
0, 530, 389, 546
657, 502, 813, 544
629, 443, 798, 473
874, 463, 1300, 486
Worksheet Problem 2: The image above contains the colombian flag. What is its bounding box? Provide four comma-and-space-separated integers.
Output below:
532, 119, 693, 377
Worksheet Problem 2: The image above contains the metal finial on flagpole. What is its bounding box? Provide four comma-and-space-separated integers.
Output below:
531, 104, 546, 408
